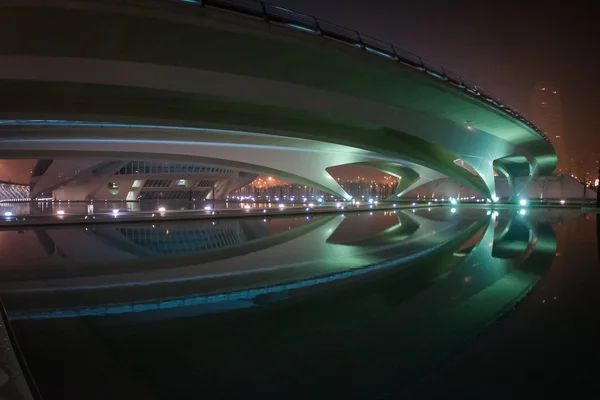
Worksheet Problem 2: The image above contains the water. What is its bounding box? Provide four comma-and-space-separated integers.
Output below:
0, 207, 598, 399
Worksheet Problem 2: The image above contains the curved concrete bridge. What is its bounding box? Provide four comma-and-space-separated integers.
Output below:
0, 0, 556, 200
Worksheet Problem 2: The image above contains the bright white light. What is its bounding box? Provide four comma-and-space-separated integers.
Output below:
203, 206, 211, 211
355, 201, 360, 206
369, 205, 373, 209
374, 201, 378, 205
560, 199, 565, 205
306, 207, 310, 211
368, 198, 374, 204
519, 199, 528, 206
428, 208, 431, 211
244, 204, 251, 209
56, 210, 65, 215
263, 209, 267, 213
112, 209, 119, 215
393, 204, 396, 208
492, 211, 499, 218
492, 195, 499, 202
336, 203, 342, 208
412, 202, 416, 206
519, 209, 527, 215
278, 204, 285, 209
4, 211, 12, 217
487, 210, 491, 216
451, 208, 456, 213
450, 199, 457, 205
308, 203, 315, 207
158, 207, 166, 212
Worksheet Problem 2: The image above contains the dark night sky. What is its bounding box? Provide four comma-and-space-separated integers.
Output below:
271, 0, 600, 159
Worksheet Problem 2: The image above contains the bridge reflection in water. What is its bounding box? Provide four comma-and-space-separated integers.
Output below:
0, 208, 571, 399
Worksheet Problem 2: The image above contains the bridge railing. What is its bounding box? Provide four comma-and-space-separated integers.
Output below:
88, 0, 550, 143
204, 0, 264, 17
265, 5, 319, 32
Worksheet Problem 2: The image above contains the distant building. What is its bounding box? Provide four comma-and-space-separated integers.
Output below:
531, 84, 566, 173
29, 160, 257, 201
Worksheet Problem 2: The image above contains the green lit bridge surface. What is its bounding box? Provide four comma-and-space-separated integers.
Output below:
0, 0, 556, 200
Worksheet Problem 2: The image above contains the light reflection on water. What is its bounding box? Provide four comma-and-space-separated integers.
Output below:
0, 200, 311, 216
0, 208, 582, 399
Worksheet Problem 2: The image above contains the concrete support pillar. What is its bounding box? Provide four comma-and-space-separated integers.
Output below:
493, 163, 516, 202
340, 161, 445, 201
515, 156, 540, 199
387, 175, 434, 201
472, 158, 497, 201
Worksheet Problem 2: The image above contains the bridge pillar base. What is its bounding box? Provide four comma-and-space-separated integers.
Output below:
472, 158, 497, 201
515, 157, 540, 200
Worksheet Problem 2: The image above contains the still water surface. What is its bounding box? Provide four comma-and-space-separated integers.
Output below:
0, 208, 598, 399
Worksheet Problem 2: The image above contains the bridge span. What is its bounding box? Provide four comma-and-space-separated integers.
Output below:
0, 0, 556, 200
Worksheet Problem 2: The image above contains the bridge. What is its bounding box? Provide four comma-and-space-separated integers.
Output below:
0, 0, 556, 201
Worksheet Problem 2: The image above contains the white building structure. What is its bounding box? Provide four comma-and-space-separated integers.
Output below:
30, 160, 257, 201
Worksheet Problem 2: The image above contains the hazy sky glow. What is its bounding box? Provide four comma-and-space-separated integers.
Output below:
0, 160, 35, 184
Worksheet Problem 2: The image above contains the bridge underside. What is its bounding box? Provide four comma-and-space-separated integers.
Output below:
0, 122, 493, 200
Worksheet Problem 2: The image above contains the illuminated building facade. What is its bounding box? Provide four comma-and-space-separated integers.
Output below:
30, 160, 256, 201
